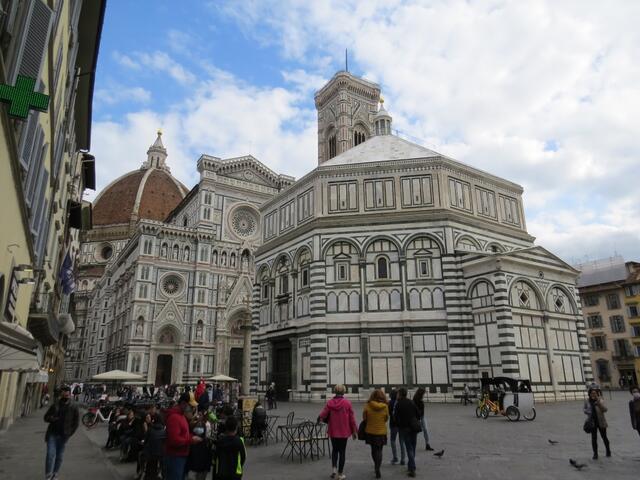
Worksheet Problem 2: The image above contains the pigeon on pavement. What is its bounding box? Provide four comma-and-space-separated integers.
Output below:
569, 459, 586, 470
548, 439, 559, 445
434, 449, 445, 458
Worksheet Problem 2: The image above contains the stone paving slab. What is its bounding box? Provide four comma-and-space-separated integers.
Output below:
3, 392, 639, 480
0, 407, 120, 480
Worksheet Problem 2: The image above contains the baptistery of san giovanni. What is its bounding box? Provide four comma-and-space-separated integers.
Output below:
67, 71, 591, 402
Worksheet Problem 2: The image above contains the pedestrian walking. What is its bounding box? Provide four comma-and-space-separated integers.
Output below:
394, 387, 420, 478
413, 387, 434, 450
317, 384, 358, 480
164, 393, 203, 480
266, 383, 277, 410
213, 416, 247, 480
363, 389, 389, 479
388, 389, 406, 466
583, 387, 611, 459
43, 385, 80, 480
629, 386, 640, 439
462, 384, 471, 405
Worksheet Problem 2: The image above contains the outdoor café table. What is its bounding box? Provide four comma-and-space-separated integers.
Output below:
265, 415, 279, 443
278, 423, 307, 461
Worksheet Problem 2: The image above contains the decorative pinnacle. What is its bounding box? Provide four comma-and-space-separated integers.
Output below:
379, 95, 385, 104
157, 128, 163, 136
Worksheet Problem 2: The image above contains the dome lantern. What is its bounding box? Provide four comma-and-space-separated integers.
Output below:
374, 97, 392, 136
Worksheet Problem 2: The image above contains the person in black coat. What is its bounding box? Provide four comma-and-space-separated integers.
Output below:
388, 389, 406, 465
394, 388, 420, 478
250, 402, 267, 444
630, 386, 640, 439
213, 416, 246, 480
142, 414, 165, 480
44, 385, 80, 479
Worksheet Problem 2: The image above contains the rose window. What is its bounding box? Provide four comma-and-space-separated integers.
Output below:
231, 207, 258, 238
161, 275, 183, 297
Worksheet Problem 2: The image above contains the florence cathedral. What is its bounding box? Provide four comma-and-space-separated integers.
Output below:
66, 71, 592, 402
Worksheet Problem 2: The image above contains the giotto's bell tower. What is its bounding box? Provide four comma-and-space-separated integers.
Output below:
314, 71, 381, 165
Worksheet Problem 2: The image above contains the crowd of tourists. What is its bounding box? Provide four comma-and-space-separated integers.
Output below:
44, 381, 248, 480
41, 380, 640, 480
317, 384, 435, 479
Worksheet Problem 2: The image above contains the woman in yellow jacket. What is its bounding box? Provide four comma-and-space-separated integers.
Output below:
363, 389, 389, 479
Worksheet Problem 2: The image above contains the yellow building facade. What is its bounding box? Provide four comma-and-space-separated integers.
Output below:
0, 0, 104, 430
578, 259, 640, 390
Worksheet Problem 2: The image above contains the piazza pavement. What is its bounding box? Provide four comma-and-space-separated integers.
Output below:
0, 391, 638, 480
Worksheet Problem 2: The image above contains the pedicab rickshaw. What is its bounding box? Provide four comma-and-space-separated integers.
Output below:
476, 377, 536, 421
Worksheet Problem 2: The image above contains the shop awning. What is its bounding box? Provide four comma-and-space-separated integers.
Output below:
0, 342, 39, 372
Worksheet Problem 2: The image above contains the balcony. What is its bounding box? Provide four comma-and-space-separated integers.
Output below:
27, 293, 60, 346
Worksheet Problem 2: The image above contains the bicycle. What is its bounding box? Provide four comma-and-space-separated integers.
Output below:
480, 394, 520, 421
82, 404, 115, 428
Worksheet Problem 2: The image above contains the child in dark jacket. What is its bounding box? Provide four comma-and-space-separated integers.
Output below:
213, 416, 246, 480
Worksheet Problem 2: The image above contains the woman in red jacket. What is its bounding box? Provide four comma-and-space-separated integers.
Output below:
164, 394, 203, 480
318, 384, 357, 480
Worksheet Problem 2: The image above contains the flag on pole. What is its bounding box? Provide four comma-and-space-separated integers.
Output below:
59, 250, 75, 295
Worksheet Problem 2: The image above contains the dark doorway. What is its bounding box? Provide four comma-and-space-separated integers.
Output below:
272, 341, 292, 401
229, 348, 243, 381
155, 354, 173, 386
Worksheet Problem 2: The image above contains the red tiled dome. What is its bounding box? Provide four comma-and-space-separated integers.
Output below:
93, 168, 188, 227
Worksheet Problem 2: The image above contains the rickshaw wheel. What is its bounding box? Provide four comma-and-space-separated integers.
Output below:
523, 407, 536, 421
475, 406, 482, 418
505, 405, 520, 421
480, 406, 490, 419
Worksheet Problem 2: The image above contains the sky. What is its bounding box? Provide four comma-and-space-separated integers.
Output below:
90, 0, 640, 264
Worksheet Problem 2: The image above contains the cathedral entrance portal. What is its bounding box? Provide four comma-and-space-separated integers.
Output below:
156, 354, 173, 386
229, 348, 243, 382
272, 341, 292, 401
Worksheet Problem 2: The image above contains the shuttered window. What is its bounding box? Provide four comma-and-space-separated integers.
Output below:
8, 0, 53, 83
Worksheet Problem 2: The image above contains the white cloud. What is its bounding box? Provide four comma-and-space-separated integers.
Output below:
89, 69, 317, 201
218, 0, 640, 261
112, 50, 196, 85
95, 85, 151, 105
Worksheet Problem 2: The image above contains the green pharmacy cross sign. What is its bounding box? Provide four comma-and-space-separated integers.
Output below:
0, 75, 49, 119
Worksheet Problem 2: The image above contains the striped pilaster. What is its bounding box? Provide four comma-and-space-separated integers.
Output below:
442, 255, 478, 397
493, 271, 520, 376
309, 333, 329, 393
250, 282, 261, 393
574, 294, 593, 383
309, 260, 327, 317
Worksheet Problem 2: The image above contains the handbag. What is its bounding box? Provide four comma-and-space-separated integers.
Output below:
583, 417, 595, 434
357, 420, 367, 440
409, 416, 422, 433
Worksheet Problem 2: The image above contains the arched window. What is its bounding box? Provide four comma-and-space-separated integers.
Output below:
172, 245, 179, 260
183, 216, 188, 227
376, 257, 389, 279
328, 134, 337, 159
354, 130, 366, 146
183, 246, 190, 262
212, 250, 218, 265
230, 252, 236, 268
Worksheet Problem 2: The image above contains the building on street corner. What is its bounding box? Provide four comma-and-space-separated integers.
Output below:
577, 257, 640, 388
0, 0, 105, 430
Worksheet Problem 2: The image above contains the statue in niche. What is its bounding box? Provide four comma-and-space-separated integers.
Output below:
161, 244, 168, 258
241, 253, 249, 271
184, 247, 190, 261
195, 321, 203, 340
136, 320, 144, 336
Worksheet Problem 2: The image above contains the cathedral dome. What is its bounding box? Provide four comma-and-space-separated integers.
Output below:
92, 132, 189, 227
